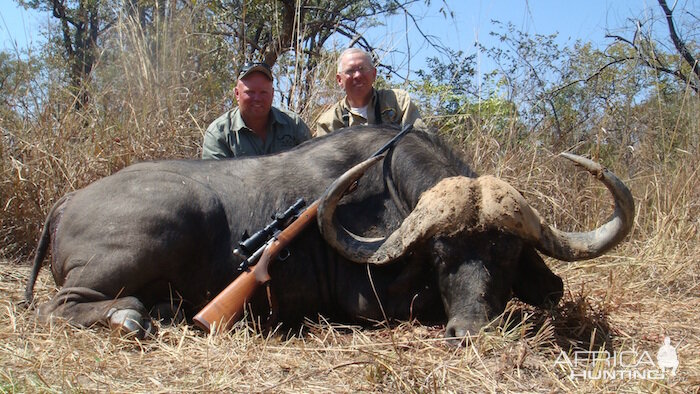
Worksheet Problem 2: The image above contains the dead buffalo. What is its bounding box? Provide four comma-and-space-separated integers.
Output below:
25, 126, 634, 341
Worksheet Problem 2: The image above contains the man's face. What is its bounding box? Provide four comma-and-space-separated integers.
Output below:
336, 52, 377, 105
234, 72, 274, 122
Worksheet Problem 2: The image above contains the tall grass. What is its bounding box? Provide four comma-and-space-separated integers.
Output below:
1, 6, 698, 393
1, 6, 229, 259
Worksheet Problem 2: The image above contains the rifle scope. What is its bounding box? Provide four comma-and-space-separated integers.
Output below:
233, 198, 306, 259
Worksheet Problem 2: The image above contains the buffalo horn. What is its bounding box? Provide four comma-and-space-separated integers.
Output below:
318, 153, 635, 264
529, 152, 635, 261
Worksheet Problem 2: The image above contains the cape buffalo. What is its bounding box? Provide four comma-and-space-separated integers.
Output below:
25, 126, 634, 342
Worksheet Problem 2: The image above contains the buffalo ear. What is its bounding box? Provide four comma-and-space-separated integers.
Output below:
512, 246, 563, 307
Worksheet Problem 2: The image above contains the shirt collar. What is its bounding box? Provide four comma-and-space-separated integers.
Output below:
231, 106, 288, 133
342, 88, 377, 110
269, 106, 290, 126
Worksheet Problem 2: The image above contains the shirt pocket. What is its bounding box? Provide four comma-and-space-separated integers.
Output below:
276, 134, 296, 148
380, 107, 397, 124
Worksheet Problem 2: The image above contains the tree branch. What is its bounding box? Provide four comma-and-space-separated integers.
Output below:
52, 0, 74, 58
657, 0, 700, 82
550, 56, 635, 96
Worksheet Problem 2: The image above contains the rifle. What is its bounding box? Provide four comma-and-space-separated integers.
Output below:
193, 124, 413, 334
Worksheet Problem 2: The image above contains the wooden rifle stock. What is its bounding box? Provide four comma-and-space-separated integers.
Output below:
193, 200, 320, 334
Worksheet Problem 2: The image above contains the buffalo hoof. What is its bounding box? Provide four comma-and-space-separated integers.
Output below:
107, 308, 156, 339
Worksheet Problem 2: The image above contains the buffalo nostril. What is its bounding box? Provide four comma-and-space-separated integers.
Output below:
445, 319, 476, 346
445, 316, 488, 346
444, 325, 466, 346
446, 324, 466, 339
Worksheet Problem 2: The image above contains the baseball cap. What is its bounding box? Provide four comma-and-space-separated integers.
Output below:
238, 62, 273, 81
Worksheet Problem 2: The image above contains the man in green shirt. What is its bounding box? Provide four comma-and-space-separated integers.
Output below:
314, 48, 424, 137
202, 62, 311, 159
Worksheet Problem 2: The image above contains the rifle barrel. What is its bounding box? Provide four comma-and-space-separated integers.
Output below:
369, 124, 413, 158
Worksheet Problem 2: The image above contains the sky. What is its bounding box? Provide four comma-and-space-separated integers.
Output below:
0, 0, 659, 76
1, 0, 45, 54
362, 0, 655, 79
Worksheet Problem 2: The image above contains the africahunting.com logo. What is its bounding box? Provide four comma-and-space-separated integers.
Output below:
554, 337, 679, 380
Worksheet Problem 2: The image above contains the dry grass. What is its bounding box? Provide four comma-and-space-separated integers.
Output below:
1, 242, 697, 393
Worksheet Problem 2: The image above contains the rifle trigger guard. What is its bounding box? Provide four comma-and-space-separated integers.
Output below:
263, 283, 279, 330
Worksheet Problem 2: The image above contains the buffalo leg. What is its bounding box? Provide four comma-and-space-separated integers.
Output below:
37, 287, 154, 338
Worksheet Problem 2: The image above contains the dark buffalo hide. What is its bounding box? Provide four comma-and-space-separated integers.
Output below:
25, 126, 634, 342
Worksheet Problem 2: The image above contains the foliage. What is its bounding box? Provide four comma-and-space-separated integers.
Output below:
414, 48, 477, 116
605, 0, 700, 93
19, 0, 113, 107
0, 52, 40, 122
16, 0, 428, 114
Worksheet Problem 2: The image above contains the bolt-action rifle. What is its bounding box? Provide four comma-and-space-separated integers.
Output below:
193, 125, 413, 334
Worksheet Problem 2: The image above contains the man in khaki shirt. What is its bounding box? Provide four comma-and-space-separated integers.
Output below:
315, 48, 424, 137
202, 62, 311, 159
